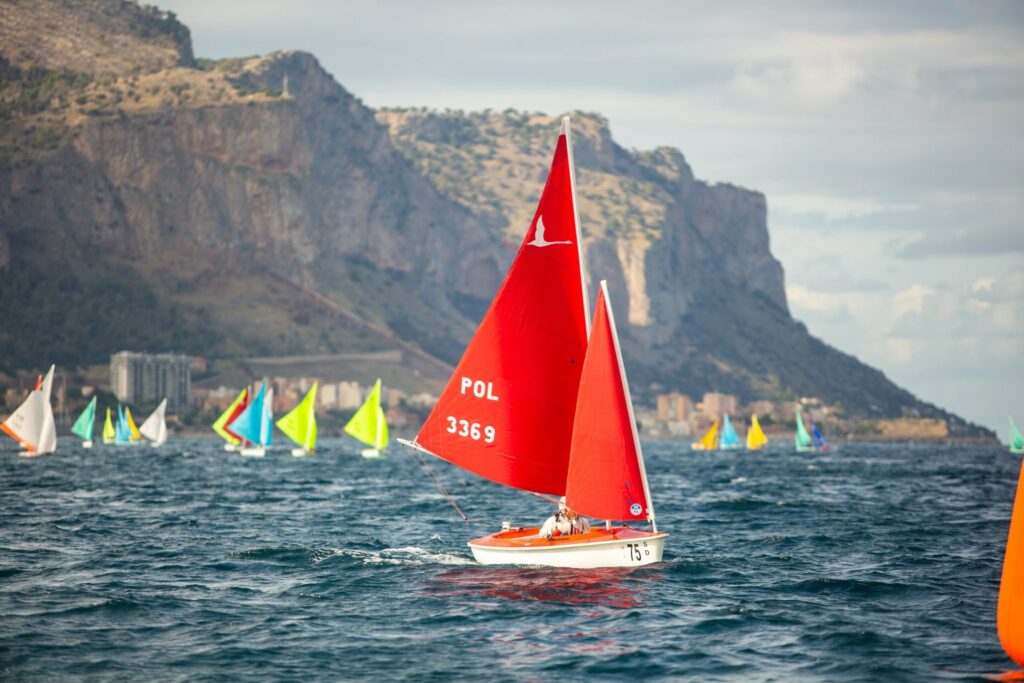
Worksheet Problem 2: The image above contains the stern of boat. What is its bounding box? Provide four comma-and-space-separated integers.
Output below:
468, 526, 667, 568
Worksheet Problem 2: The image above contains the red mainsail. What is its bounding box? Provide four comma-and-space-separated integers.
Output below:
414, 117, 589, 495
565, 283, 653, 523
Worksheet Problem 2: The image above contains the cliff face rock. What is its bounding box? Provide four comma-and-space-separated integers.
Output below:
0, 0, 986, 431
379, 110, 788, 346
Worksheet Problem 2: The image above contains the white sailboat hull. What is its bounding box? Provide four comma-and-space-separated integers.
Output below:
291, 448, 310, 457
468, 528, 667, 569
239, 446, 266, 457
82, 441, 93, 449
223, 443, 236, 452
361, 448, 381, 458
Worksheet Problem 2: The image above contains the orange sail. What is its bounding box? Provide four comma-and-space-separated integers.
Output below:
413, 117, 589, 495
565, 283, 653, 524
999, 458, 1024, 667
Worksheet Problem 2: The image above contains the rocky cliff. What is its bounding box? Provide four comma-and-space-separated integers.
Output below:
0, 0, 987, 433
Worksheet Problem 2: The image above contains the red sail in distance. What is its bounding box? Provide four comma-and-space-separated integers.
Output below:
414, 117, 589, 496
565, 283, 651, 522
224, 388, 249, 443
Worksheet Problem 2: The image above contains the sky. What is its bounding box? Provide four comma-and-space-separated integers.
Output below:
159, 0, 1023, 441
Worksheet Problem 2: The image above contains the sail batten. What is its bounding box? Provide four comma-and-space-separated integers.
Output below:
412, 117, 589, 495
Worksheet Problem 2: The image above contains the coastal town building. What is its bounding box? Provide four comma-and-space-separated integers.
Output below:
110, 351, 191, 411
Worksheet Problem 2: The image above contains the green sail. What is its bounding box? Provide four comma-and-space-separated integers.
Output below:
277, 382, 318, 452
344, 379, 389, 450
1011, 417, 1024, 454
795, 407, 813, 451
71, 396, 97, 442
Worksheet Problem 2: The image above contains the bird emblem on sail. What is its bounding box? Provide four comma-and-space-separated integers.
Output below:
527, 216, 572, 248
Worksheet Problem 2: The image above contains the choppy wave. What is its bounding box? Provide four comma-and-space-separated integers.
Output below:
0, 439, 1018, 680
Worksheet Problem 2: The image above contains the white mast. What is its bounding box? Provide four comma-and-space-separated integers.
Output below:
562, 115, 591, 336
599, 280, 657, 532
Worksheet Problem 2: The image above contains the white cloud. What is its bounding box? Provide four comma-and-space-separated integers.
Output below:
772, 193, 917, 221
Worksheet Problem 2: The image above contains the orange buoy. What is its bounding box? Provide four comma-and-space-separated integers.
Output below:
999, 458, 1024, 667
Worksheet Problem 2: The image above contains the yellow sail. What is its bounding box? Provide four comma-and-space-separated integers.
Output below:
276, 382, 318, 452
125, 407, 141, 440
747, 415, 768, 450
692, 420, 719, 451
102, 407, 116, 443
344, 379, 389, 450
212, 388, 247, 445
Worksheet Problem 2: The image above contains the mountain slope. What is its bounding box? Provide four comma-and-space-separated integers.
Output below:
0, 0, 990, 435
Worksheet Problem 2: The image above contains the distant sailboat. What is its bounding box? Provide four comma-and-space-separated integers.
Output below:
795, 407, 814, 452
747, 415, 768, 451
810, 421, 830, 452
113, 405, 138, 446
1011, 417, 1024, 455
71, 396, 97, 448
230, 382, 273, 457
212, 388, 248, 451
139, 398, 168, 447
1, 365, 57, 456
277, 382, 317, 457
345, 378, 388, 457
691, 420, 719, 451
719, 414, 741, 450
102, 408, 116, 444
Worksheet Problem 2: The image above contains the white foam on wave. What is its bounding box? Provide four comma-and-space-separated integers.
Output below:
316, 546, 473, 567
730, 476, 748, 485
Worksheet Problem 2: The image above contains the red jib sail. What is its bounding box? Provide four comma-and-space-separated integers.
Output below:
414, 117, 589, 495
999, 457, 1024, 667
565, 282, 653, 523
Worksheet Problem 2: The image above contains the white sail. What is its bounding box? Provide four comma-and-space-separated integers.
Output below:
139, 398, 168, 446
1, 365, 57, 454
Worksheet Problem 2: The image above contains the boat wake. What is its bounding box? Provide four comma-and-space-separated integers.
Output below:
316, 546, 474, 567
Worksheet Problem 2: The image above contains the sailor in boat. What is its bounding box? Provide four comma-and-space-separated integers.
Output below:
539, 498, 591, 539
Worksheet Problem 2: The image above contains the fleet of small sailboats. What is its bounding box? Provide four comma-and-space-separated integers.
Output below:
344, 379, 388, 457
690, 413, 773, 452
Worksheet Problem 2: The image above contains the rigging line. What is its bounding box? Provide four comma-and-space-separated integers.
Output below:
408, 447, 469, 523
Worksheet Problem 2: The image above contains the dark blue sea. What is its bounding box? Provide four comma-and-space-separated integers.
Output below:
0, 440, 1019, 681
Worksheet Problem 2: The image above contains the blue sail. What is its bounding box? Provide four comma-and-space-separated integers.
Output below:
720, 414, 741, 449
811, 423, 828, 449
115, 405, 131, 442
230, 383, 268, 446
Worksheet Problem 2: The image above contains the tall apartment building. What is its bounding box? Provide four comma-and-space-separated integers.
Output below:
110, 351, 192, 411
